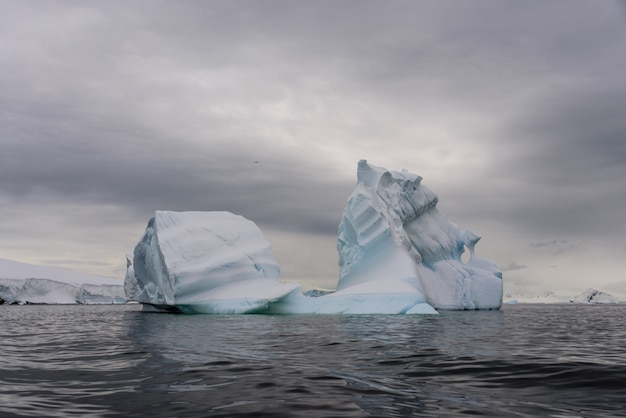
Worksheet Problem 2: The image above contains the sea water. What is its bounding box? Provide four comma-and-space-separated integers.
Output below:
1, 303, 625, 417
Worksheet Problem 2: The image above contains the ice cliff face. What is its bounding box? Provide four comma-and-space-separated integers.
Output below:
0, 258, 126, 305
337, 160, 502, 310
126, 211, 298, 313
0, 279, 126, 305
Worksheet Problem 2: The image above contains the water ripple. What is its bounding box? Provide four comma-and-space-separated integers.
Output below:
1, 304, 626, 417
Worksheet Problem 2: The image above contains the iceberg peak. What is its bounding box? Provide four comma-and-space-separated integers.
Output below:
338, 160, 502, 310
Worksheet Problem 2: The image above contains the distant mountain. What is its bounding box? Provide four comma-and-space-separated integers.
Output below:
0, 258, 125, 305
570, 288, 620, 304
504, 287, 622, 304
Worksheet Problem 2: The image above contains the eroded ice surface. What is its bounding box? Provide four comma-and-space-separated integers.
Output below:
337, 160, 502, 310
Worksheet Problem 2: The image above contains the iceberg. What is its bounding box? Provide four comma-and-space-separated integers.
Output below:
337, 160, 502, 310
125, 161, 501, 314
0, 258, 126, 305
126, 211, 436, 314
127, 211, 299, 313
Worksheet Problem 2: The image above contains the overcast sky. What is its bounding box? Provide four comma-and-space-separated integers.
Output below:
2, 0, 625, 296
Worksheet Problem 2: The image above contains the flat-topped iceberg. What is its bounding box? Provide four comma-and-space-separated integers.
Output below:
125, 161, 501, 313
0, 258, 125, 305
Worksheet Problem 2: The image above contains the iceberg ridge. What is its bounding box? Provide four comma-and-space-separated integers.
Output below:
338, 160, 502, 310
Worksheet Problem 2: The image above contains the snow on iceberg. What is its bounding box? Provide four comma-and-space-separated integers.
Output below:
337, 160, 502, 310
269, 274, 437, 314
0, 258, 125, 305
268, 243, 437, 314
126, 211, 299, 313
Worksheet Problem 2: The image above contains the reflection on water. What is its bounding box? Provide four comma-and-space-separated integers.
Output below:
1, 304, 625, 417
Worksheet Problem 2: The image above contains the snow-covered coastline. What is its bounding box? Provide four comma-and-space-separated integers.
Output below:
0, 258, 125, 305
504, 288, 624, 305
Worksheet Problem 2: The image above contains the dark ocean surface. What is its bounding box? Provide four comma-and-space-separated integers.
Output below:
1, 303, 625, 417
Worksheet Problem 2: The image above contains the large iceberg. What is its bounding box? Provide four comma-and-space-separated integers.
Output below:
126, 211, 436, 314
125, 161, 501, 314
126, 211, 299, 313
0, 258, 126, 305
338, 160, 502, 310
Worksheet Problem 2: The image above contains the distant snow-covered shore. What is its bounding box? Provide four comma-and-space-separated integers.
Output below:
504, 288, 623, 305
0, 258, 125, 305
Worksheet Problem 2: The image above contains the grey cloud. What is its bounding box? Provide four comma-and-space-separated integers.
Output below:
1, 127, 353, 236
477, 85, 626, 239
2, 0, 626, 288
529, 240, 570, 249
442, 86, 626, 241
501, 262, 528, 272
529, 240, 577, 256
0, 0, 359, 238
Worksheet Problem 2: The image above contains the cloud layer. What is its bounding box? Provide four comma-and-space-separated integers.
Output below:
2, 1, 625, 293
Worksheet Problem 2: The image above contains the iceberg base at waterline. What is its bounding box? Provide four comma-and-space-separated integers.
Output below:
268, 243, 437, 315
